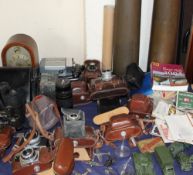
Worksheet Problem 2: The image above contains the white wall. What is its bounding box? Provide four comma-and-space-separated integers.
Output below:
139, 0, 154, 71
0, 0, 85, 65
0, 0, 154, 70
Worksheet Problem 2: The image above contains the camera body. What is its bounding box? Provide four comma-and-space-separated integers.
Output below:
12, 146, 53, 175
62, 109, 85, 138
89, 73, 128, 100
40, 58, 83, 80
39, 58, 82, 100
12, 130, 52, 175
81, 60, 102, 82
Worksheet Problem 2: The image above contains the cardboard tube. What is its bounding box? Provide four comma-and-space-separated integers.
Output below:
102, 5, 114, 71
113, 0, 141, 76
149, 0, 181, 64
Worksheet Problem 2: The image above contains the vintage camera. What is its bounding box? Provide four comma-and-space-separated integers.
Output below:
0, 81, 26, 129
39, 58, 83, 101
62, 108, 85, 138
12, 130, 52, 175
12, 146, 53, 175
88, 71, 129, 101
81, 60, 102, 82
40, 57, 83, 80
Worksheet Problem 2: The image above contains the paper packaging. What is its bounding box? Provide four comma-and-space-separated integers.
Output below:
165, 115, 193, 144
102, 5, 114, 71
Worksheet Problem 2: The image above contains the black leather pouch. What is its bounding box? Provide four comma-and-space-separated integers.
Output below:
125, 63, 144, 89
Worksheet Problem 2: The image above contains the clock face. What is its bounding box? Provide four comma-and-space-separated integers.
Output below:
5, 46, 32, 67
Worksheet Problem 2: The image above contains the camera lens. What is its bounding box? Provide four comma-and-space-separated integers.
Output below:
21, 148, 35, 160
68, 113, 79, 121
87, 63, 96, 72
55, 77, 73, 108
20, 147, 38, 166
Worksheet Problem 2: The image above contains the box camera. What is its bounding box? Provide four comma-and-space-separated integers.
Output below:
62, 109, 85, 138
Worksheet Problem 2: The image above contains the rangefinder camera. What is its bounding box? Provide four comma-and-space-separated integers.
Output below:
12, 130, 52, 175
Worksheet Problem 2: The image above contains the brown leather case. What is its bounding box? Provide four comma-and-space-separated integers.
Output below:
53, 138, 74, 175
128, 94, 153, 118
1, 34, 39, 67
81, 60, 102, 82
149, 0, 181, 64
12, 147, 53, 175
71, 80, 91, 105
104, 114, 142, 141
0, 127, 12, 155
89, 75, 128, 100
113, 0, 141, 76
70, 126, 97, 148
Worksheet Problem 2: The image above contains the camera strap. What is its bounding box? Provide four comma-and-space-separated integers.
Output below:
25, 103, 54, 141
2, 123, 36, 163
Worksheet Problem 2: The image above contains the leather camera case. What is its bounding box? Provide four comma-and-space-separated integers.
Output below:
103, 114, 142, 142
53, 138, 74, 175
89, 75, 128, 100
71, 80, 90, 105
0, 127, 13, 156
71, 126, 97, 148
12, 146, 53, 175
81, 60, 102, 82
128, 94, 153, 118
